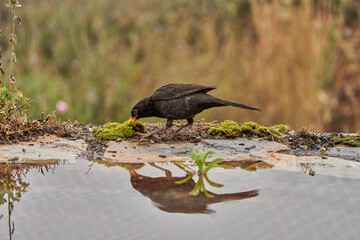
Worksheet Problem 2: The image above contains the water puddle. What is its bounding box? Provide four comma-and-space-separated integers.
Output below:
1, 157, 360, 240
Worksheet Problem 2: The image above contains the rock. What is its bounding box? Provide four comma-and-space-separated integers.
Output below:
0, 136, 86, 163
103, 138, 289, 163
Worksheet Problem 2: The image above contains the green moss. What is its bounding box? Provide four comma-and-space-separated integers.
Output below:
271, 124, 289, 132
242, 121, 260, 129
330, 135, 360, 147
269, 128, 281, 136
206, 120, 242, 137
258, 126, 271, 135
92, 121, 146, 140
206, 120, 288, 137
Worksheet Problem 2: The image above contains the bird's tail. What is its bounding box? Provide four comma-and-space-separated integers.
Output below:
213, 97, 261, 111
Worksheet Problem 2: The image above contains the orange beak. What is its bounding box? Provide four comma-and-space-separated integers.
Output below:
129, 116, 137, 124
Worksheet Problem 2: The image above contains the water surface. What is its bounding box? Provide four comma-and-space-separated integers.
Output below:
1, 158, 359, 240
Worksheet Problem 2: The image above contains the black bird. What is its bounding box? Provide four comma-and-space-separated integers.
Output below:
130, 83, 260, 137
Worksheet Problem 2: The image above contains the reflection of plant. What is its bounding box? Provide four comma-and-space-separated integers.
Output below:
176, 148, 224, 174
176, 149, 224, 197
0, 163, 59, 238
0, 163, 59, 204
0, 165, 29, 205
176, 173, 223, 198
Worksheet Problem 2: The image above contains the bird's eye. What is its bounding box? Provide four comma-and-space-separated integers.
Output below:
133, 109, 138, 115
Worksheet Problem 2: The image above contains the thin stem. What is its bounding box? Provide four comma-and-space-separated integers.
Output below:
0, 47, 3, 87
9, 5, 15, 92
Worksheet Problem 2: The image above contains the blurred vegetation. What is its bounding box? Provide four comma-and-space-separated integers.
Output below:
0, 0, 359, 132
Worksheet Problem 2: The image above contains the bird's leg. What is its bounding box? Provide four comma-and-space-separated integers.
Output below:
149, 163, 172, 178
176, 118, 194, 132
140, 119, 173, 139
168, 118, 194, 138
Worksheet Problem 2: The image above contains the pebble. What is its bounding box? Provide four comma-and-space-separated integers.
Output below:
8, 157, 18, 162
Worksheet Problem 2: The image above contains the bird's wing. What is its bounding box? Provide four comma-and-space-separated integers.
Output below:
150, 84, 216, 101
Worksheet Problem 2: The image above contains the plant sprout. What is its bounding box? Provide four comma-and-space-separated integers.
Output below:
175, 149, 224, 197
176, 148, 224, 174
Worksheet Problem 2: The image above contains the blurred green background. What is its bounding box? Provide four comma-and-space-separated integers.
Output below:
0, 0, 359, 132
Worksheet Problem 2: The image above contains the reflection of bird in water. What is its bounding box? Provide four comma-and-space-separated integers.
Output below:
128, 163, 259, 214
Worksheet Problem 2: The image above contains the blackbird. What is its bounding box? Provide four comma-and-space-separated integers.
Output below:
130, 83, 260, 137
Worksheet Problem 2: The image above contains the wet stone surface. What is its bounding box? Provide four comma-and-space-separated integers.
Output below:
104, 138, 289, 163
0, 136, 86, 164
325, 146, 360, 162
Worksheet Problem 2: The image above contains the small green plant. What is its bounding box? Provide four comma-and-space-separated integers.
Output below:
175, 149, 224, 198
0, 0, 35, 143
176, 148, 224, 174
0, 86, 31, 141
0, 86, 30, 117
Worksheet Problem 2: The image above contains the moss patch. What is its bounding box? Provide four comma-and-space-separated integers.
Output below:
206, 120, 243, 137
206, 120, 288, 138
272, 124, 288, 132
330, 135, 360, 147
92, 121, 146, 140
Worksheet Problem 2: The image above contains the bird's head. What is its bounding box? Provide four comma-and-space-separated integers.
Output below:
129, 97, 154, 123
